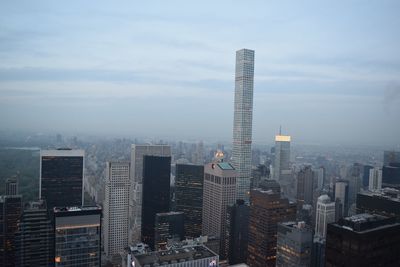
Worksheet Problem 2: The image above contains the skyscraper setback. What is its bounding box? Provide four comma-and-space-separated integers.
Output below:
231, 48, 255, 201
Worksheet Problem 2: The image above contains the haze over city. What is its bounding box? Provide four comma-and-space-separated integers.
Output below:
1, 1, 400, 146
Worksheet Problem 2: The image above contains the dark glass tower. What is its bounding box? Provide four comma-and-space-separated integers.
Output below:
40, 149, 84, 208
356, 189, 400, 222
15, 200, 53, 267
325, 213, 400, 267
154, 211, 184, 250
141, 155, 171, 249
175, 164, 204, 238
0, 195, 22, 267
226, 199, 249, 265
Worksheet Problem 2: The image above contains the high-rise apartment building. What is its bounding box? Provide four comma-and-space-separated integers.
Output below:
175, 164, 204, 238
368, 167, 382, 191
130, 144, 171, 243
0, 195, 22, 267
40, 149, 84, 208
247, 189, 296, 267
315, 195, 335, 239
15, 200, 52, 267
325, 214, 400, 267
231, 48, 255, 201
202, 160, 237, 259
141, 155, 171, 249
103, 161, 130, 257
226, 199, 249, 265
276, 221, 312, 267
53, 206, 101, 267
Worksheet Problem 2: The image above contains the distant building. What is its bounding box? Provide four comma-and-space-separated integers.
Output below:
276, 221, 312, 267
334, 180, 348, 218
129, 245, 218, 267
202, 160, 237, 259
259, 179, 281, 194
325, 213, 400, 267
53, 206, 101, 267
297, 166, 314, 206
154, 212, 184, 250
40, 149, 84, 208
384, 150, 400, 166
5, 176, 18, 195
15, 200, 52, 267
362, 165, 373, 188
175, 164, 204, 238
356, 188, 400, 222
382, 163, 400, 189
103, 161, 130, 256
141, 155, 171, 249
315, 195, 335, 239
247, 188, 296, 267
0, 195, 22, 267
226, 199, 249, 265
130, 144, 171, 243
231, 48, 255, 201
368, 167, 382, 191
273, 134, 293, 198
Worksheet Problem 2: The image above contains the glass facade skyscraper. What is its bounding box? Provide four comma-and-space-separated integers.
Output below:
54, 206, 101, 267
175, 164, 204, 238
40, 149, 84, 209
231, 48, 255, 201
141, 155, 171, 249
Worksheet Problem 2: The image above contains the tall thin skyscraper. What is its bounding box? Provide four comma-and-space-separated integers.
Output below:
231, 48, 255, 201
130, 144, 171, 243
202, 157, 237, 259
368, 167, 382, 191
103, 161, 130, 257
40, 149, 84, 208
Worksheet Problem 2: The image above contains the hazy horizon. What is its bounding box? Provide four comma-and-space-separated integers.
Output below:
1, 1, 400, 147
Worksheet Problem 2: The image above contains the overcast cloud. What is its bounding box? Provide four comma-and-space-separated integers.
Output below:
0, 0, 399, 146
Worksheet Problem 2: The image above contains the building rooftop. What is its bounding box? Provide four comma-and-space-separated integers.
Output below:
359, 188, 400, 202
217, 162, 235, 170
53, 205, 101, 213
335, 213, 398, 233
133, 245, 217, 266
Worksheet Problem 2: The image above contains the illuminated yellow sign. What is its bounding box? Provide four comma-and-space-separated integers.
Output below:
275, 135, 291, 142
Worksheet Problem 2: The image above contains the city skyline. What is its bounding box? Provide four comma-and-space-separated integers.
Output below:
0, 1, 400, 146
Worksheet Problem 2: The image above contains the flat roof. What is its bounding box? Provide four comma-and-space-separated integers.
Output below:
217, 162, 235, 170
134, 245, 217, 266
41, 149, 84, 157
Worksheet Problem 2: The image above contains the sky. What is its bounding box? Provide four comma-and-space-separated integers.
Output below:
0, 0, 400, 146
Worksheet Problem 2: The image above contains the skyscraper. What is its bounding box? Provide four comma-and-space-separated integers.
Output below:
273, 134, 293, 198
40, 149, 84, 208
53, 206, 102, 267
141, 155, 171, 249
297, 165, 314, 206
368, 167, 382, 191
334, 180, 348, 219
202, 159, 237, 259
231, 48, 255, 201
226, 199, 249, 265
247, 189, 296, 267
103, 161, 130, 257
0, 195, 22, 267
325, 214, 400, 267
130, 144, 171, 243
276, 221, 312, 267
15, 200, 52, 267
5, 175, 18, 195
175, 164, 204, 238
383, 150, 400, 166
314, 195, 335, 239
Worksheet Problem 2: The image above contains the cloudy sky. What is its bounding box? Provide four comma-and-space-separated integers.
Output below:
0, 0, 399, 146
